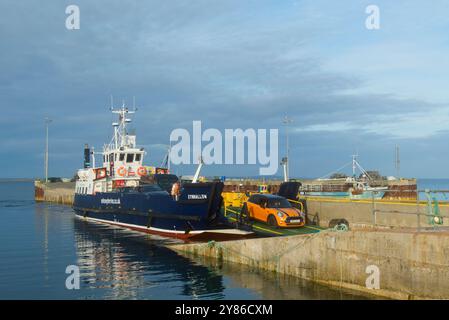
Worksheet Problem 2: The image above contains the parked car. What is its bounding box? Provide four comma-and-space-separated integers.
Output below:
243, 194, 306, 228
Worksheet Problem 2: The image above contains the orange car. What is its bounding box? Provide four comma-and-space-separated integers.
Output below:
244, 194, 305, 228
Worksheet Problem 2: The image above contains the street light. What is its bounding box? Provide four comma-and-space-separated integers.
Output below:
282, 115, 293, 181
44, 117, 52, 183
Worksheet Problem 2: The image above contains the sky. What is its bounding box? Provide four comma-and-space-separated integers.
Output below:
1, 0, 449, 179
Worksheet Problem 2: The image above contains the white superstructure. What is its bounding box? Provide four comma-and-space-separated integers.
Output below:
75, 105, 155, 195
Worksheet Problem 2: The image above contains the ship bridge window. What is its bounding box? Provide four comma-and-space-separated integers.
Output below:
126, 154, 134, 163
109, 154, 114, 162
119, 153, 125, 161
135, 154, 141, 162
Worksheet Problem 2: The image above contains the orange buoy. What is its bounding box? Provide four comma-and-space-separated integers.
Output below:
137, 166, 147, 176
117, 166, 127, 177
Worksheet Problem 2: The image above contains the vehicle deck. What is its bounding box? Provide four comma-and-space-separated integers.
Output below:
222, 206, 325, 237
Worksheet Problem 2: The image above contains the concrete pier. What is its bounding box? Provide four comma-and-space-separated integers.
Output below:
170, 228, 449, 299
305, 197, 449, 229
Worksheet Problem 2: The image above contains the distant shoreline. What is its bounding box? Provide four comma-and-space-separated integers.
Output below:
0, 178, 35, 182
0, 177, 448, 182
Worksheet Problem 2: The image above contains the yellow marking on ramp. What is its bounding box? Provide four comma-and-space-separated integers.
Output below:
253, 225, 284, 235
226, 216, 284, 235
304, 225, 322, 231
301, 197, 449, 207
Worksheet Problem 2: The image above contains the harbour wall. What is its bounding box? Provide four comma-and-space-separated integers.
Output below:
170, 229, 449, 300
306, 197, 449, 229
34, 181, 75, 205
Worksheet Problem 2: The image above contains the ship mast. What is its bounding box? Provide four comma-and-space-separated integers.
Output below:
109, 103, 136, 151
395, 145, 400, 178
352, 154, 372, 180
352, 154, 357, 178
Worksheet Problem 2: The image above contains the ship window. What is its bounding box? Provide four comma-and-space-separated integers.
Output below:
119, 153, 125, 161
126, 154, 134, 163
109, 154, 114, 162
135, 154, 141, 162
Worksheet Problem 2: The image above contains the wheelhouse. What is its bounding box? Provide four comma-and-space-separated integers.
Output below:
75, 104, 169, 195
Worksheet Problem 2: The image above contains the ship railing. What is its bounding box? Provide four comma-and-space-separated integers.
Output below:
286, 198, 305, 213
299, 189, 449, 230
371, 189, 449, 230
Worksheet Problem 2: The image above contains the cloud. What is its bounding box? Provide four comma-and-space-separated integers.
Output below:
1, 0, 449, 178
296, 106, 449, 139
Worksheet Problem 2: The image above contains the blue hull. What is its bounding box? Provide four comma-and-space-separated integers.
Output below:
73, 182, 249, 240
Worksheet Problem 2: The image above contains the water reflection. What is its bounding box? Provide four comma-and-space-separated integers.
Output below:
220, 263, 373, 300
73, 219, 226, 299
74, 216, 372, 300
179, 252, 375, 300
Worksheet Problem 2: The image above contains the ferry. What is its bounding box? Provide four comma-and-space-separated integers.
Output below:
73, 105, 253, 240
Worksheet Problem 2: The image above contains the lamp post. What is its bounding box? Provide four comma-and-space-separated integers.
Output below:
282, 115, 293, 181
44, 118, 52, 183
395, 145, 400, 179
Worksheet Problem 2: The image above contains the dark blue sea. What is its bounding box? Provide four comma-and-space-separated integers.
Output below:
0, 180, 401, 300
417, 179, 449, 201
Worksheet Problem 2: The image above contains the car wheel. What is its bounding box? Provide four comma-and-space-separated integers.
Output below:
267, 215, 278, 227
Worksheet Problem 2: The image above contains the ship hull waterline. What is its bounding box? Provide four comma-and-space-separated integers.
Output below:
74, 210, 254, 241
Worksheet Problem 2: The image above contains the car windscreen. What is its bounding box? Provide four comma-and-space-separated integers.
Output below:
248, 196, 260, 204
267, 198, 291, 208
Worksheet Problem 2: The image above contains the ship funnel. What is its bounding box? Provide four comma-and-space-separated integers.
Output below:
84, 144, 91, 168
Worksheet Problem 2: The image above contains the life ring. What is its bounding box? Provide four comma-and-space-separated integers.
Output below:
137, 166, 147, 176
117, 166, 127, 177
